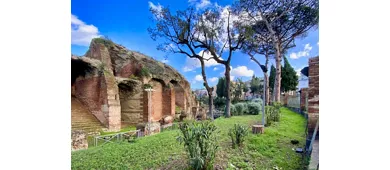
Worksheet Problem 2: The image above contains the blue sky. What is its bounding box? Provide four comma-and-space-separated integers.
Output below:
71, 0, 318, 90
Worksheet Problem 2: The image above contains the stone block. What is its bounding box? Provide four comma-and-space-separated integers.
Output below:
71, 130, 88, 151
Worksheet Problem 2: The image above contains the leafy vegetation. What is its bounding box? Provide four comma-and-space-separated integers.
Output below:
250, 75, 263, 95
269, 64, 276, 93
72, 108, 306, 169
228, 124, 249, 148
233, 103, 247, 116
265, 106, 281, 126
93, 36, 114, 47
229, 104, 237, 116
143, 83, 152, 89
177, 121, 219, 170
247, 102, 262, 115
281, 56, 299, 92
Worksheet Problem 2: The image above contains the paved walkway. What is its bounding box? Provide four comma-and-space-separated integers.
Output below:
308, 139, 319, 170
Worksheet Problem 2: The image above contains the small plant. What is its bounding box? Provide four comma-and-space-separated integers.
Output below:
228, 124, 249, 148
129, 74, 139, 80
139, 67, 151, 78
265, 106, 281, 126
143, 83, 153, 89
272, 102, 283, 110
247, 102, 262, 115
177, 121, 219, 170
230, 104, 237, 116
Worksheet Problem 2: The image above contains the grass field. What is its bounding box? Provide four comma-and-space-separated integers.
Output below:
72, 108, 307, 170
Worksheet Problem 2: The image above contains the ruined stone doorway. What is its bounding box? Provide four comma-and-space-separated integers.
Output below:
171, 80, 185, 113
118, 81, 143, 126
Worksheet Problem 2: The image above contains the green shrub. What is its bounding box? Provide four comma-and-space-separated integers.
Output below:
272, 102, 282, 110
139, 67, 151, 78
230, 105, 237, 116
265, 106, 281, 127
234, 103, 247, 115
251, 98, 263, 103
247, 102, 262, 115
177, 121, 219, 170
143, 83, 153, 89
213, 97, 226, 109
228, 124, 249, 148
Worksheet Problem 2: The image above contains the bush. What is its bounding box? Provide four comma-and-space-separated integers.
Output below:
228, 124, 249, 148
251, 98, 263, 103
272, 102, 283, 110
247, 102, 262, 115
265, 106, 281, 127
234, 103, 247, 115
177, 121, 219, 170
139, 67, 150, 78
213, 97, 226, 109
230, 105, 237, 116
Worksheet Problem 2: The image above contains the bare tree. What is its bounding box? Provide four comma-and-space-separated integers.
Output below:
148, 7, 216, 120
190, 6, 249, 117
237, 0, 319, 102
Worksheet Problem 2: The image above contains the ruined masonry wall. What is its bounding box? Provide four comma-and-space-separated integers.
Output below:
307, 56, 319, 139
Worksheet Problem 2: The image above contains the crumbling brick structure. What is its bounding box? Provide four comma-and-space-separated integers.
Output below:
71, 38, 197, 132
307, 56, 319, 140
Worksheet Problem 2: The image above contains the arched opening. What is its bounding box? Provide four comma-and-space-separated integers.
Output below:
148, 78, 165, 122
71, 59, 94, 96
71, 58, 105, 133
171, 80, 185, 114
118, 80, 143, 127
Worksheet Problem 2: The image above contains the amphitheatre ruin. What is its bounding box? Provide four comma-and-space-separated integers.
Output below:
71, 38, 199, 134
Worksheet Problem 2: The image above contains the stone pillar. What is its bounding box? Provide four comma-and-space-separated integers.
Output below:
103, 71, 121, 132
307, 57, 319, 140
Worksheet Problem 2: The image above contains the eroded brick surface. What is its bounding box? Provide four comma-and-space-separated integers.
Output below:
72, 39, 198, 134
307, 56, 319, 139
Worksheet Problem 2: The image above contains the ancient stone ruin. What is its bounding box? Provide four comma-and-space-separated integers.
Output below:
71, 38, 198, 133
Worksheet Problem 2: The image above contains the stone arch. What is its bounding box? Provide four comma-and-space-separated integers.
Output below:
118, 79, 143, 126
71, 58, 95, 95
147, 78, 166, 122
170, 80, 186, 113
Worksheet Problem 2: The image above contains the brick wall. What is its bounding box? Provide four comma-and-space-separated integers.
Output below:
307, 56, 319, 140
119, 86, 143, 125
174, 85, 185, 109
162, 86, 175, 117
300, 88, 308, 110
150, 80, 163, 122
74, 72, 121, 132
74, 76, 108, 126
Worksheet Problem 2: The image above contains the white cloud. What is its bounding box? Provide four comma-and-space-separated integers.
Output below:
194, 75, 203, 82
289, 43, 313, 59
71, 14, 100, 46
208, 77, 218, 83
148, 2, 163, 18
213, 67, 219, 71
161, 59, 169, 63
230, 66, 254, 77
182, 50, 221, 72
189, 0, 211, 10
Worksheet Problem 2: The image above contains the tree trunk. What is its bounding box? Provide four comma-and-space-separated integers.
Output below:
224, 65, 231, 117
274, 44, 282, 102
252, 125, 264, 134
208, 91, 214, 120
265, 55, 270, 105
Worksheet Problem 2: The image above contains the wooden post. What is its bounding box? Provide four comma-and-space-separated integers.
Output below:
252, 125, 264, 134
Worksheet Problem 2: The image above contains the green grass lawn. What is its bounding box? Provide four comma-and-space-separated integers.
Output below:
72, 108, 307, 170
